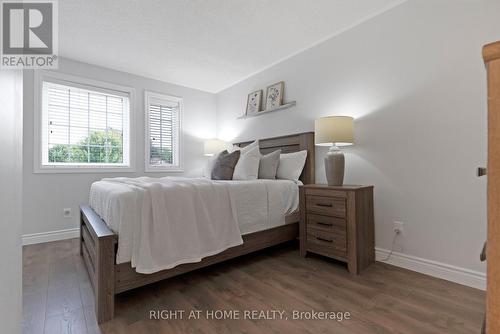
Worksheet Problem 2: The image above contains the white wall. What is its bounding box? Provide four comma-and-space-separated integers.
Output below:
0, 71, 23, 333
216, 0, 500, 274
23, 58, 217, 236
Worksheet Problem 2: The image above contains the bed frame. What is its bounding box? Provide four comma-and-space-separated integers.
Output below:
80, 132, 315, 323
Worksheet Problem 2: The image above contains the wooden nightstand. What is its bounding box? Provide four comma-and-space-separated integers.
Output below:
299, 184, 375, 274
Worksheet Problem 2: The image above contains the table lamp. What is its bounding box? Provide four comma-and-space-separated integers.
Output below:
315, 116, 354, 186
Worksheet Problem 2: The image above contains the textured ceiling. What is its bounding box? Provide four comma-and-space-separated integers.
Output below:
59, 0, 405, 92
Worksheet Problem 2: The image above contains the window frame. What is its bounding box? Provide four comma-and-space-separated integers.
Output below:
144, 90, 183, 172
34, 70, 136, 173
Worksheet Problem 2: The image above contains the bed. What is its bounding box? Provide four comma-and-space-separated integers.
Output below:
80, 132, 315, 323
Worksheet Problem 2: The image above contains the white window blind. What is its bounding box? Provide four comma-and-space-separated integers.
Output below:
41, 80, 131, 167
146, 92, 182, 171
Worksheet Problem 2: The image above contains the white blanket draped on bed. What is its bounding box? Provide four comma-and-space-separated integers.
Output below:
89, 177, 300, 274
92, 177, 243, 274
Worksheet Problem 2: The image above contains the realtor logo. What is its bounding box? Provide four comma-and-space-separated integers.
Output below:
1, 0, 58, 68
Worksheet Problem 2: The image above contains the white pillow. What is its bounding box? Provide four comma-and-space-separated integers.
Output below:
276, 150, 308, 181
233, 145, 260, 180
231, 139, 259, 155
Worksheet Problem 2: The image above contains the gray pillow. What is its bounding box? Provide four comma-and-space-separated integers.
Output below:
258, 149, 281, 179
211, 150, 241, 180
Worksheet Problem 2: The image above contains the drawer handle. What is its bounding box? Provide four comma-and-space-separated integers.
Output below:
316, 236, 333, 243
316, 222, 333, 226
316, 203, 333, 207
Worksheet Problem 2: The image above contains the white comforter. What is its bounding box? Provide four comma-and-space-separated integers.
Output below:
89, 177, 300, 274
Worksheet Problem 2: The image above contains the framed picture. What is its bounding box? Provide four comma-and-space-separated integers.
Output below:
246, 89, 263, 115
265, 81, 284, 110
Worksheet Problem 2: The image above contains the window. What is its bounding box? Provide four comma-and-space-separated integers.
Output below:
145, 91, 182, 171
35, 72, 135, 172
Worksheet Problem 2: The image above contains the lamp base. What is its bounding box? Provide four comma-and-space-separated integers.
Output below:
324, 146, 345, 186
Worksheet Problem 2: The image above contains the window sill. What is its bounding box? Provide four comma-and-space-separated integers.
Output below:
34, 166, 136, 174
144, 167, 184, 173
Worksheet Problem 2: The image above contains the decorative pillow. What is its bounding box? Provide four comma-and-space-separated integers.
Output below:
233, 145, 261, 180
276, 150, 308, 181
211, 150, 241, 180
258, 149, 281, 179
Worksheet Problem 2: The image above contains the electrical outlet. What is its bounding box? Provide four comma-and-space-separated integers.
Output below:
393, 221, 404, 235
63, 208, 72, 218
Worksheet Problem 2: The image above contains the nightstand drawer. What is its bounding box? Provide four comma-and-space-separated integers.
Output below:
307, 213, 346, 234
306, 195, 346, 218
306, 227, 347, 259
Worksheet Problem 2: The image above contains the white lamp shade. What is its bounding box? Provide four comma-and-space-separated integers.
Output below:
204, 139, 228, 156
315, 116, 354, 147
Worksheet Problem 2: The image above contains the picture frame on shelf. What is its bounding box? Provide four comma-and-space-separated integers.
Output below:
246, 89, 263, 116
265, 81, 284, 110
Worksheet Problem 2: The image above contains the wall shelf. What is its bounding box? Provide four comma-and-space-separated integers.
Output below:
237, 101, 296, 119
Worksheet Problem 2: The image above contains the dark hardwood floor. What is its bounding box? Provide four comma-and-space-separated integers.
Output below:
23, 239, 485, 334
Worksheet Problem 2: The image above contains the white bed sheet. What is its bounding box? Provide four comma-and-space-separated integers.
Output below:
89, 177, 301, 266
220, 179, 301, 235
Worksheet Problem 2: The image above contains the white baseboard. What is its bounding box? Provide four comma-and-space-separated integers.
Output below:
22, 228, 80, 246
375, 248, 486, 291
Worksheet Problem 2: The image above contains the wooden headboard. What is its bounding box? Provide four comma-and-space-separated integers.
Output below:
234, 132, 315, 184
